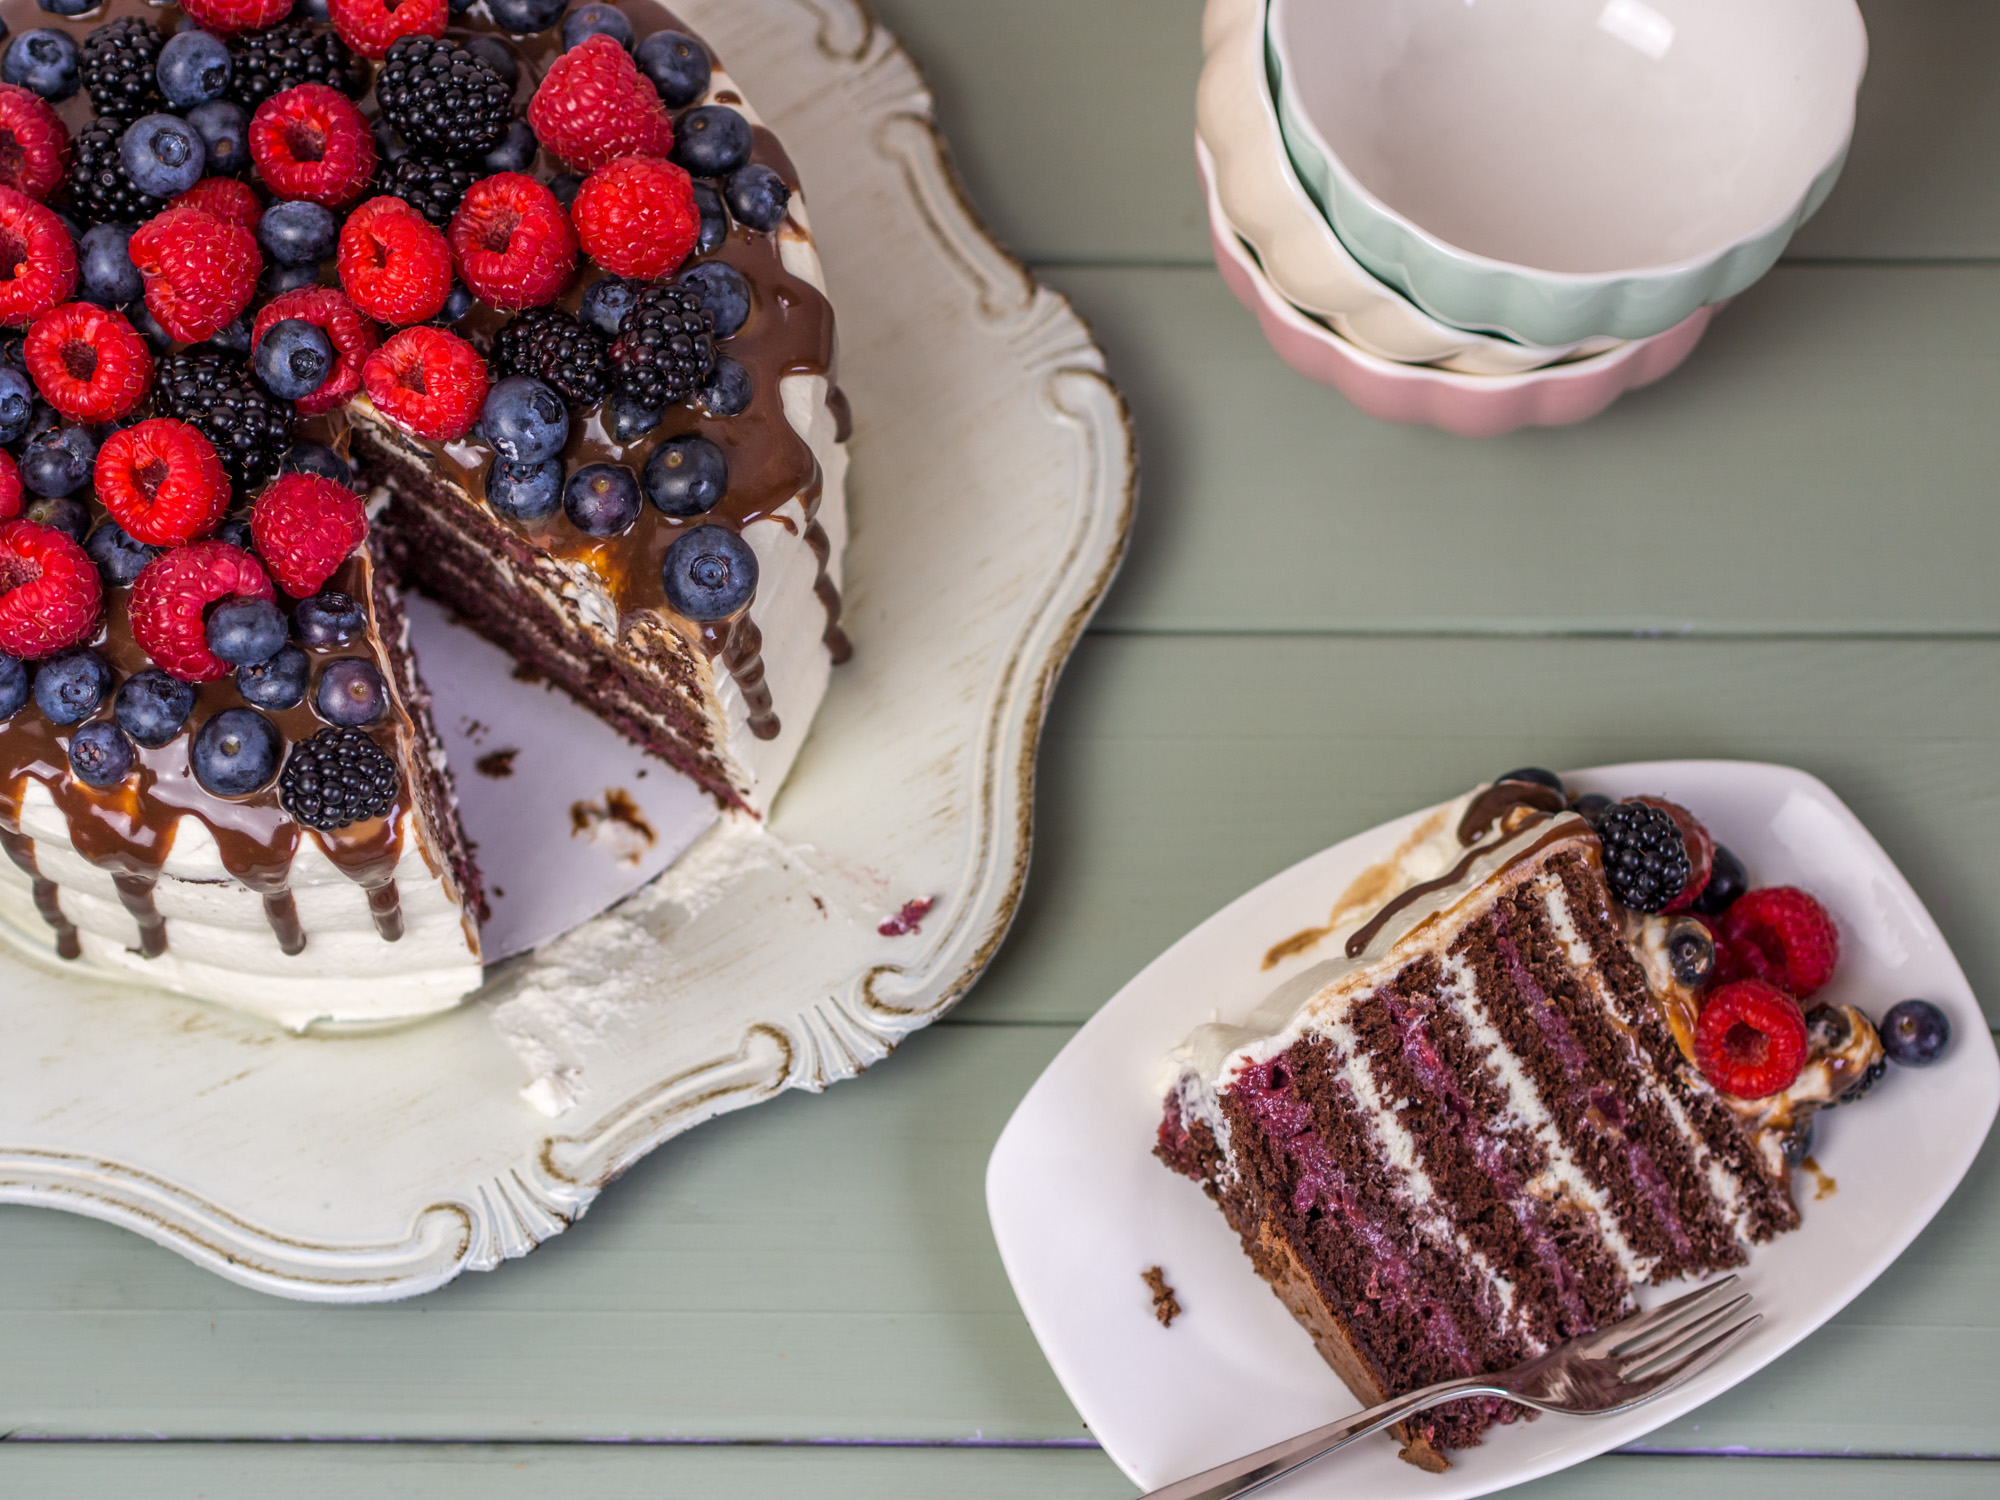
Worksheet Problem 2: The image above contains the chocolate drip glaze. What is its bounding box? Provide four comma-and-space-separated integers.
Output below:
700, 616, 780, 740
1457, 782, 1568, 846
1, 827, 78, 960
113, 873, 168, 959
367, 881, 405, 943
263, 891, 306, 957
1345, 815, 1580, 959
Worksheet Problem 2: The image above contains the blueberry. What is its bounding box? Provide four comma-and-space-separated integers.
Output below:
115, 668, 195, 747
280, 442, 353, 489
1569, 792, 1611, 826
563, 2, 633, 50
85, 520, 160, 586
603, 391, 661, 442
20, 425, 92, 496
36, 0, 94, 16
483, 118, 537, 175
690, 182, 728, 254
157, 27, 231, 107
68, 719, 135, 787
1780, 1114, 1813, 1169
1879, 999, 1950, 1067
0, 363, 31, 443
0, 654, 26, 719
1691, 844, 1750, 917
295, 0, 330, 18
192, 707, 282, 796
294, 590, 367, 647
480, 375, 568, 464
120, 114, 207, 198
254, 317, 333, 400
579, 274, 636, 338
662, 525, 757, 620
315, 656, 387, 726
696, 356, 752, 417
3, 29, 78, 101
671, 105, 752, 177
563, 462, 641, 536
259, 262, 321, 299
547, 171, 583, 211
1497, 766, 1564, 795
643, 434, 727, 517
237, 644, 309, 709
677, 261, 748, 338
186, 99, 248, 178
464, 34, 518, 89
486, 456, 562, 522
1839, 1056, 1887, 1105
257, 199, 338, 267
487, 0, 566, 32
373, 116, 408, 165
208, 310, 254, 357
638, 29, 710, 107
32, 647, 112, 725
128, 302, 173, 354
1664, 916, 1714, 987
25, 495, 88, 541
205, 596, 289, 667
439, 280, 475, 322
214, 518, 254, 551
79, 223, 141, 307
724, 163, 789, 233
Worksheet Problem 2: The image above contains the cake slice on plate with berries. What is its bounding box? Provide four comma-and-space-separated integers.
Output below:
1156, 773, 1898, 1471
0, 0, 849, 1029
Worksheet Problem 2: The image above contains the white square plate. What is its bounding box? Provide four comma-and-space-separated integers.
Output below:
987, 761, 1997, 1497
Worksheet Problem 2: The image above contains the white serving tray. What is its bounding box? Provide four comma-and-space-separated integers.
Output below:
0, 0, 1133, 1302
988, 762, 1997, 1498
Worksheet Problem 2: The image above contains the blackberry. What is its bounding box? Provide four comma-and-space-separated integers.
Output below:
225, 22, 365, 112
1593, 799, 1691, 914
279, 726, 400, 831
374, 35, 512, 161
495, 308, 609, 409
64, 116, 167, 227
153, 350, 294, 493
608, 285, 713, 410
372, 155, 477, 229
80, 16, 164, 120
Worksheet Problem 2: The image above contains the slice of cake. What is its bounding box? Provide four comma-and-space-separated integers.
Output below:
1156, 775, 1885, 1469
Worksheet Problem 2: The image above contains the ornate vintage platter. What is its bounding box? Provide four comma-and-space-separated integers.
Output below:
0, 0, 1134, 1302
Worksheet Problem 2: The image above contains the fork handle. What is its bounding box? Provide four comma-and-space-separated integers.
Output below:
1139, 1376, 1510, 1500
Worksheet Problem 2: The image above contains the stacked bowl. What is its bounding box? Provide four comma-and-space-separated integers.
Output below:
1199, 0, 1866, 436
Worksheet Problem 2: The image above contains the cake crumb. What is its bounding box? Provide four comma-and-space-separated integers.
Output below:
1803, 1155, 1839, 1199
511, 661, 546, 684
878, 896, 934, 936
569, 789, 659, 865
1142, 1266, 1181, 1327
475, 748, 519, 779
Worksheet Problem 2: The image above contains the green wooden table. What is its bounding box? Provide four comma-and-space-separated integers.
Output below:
7, 2, 1998, 1493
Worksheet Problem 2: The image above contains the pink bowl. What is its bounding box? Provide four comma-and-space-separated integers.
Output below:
1200, 145, 1715, 437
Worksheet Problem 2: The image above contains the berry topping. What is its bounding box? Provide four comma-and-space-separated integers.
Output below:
527, 34, 674, 172
724, 162, 790, 233
1717, 886, 1840, 998
19, 422, 95, 497
0, 84, 70, 200
186, 99, 250, 178
63, 114, 166, 226
337, 193, 451, 323
249, 83, 377, 207
226, 22, 365, 111
84, 519, 159, 587
1632, 796, 1713, 910
0, 364, 34, 443
579, 273, 636, 337
80, 16, 163, 120
4, 30, 80, 105
644, 434, 727, 517
294, 588, 366, 647
0, 450, 20, 521
696, 355, 751, 416
562, 461, 640, 537
154, 349, 296, 493
572, 155, 700, 279
254, 316, 334, 401
637, 30, 711, 108
0, 519, 100, 657
0, 185, 76, 325
481, 118, 537, 176
180, 0, 293, 37
128, 539, 275, 682
157, 28, 233, 110
68, 719, 135, 787
1878, 999, 1950, 1067
237, 643, 308, 708
480, 374, 568, 464
31, 645, 112, 723
25, 496, 89, 541
486, 455, 560, 522
191, 705, 282, 795
114, 666, 194, 746
129, 204, 260, 344
492, 306, 606, 407
1593, 798, 1692, 914
563, 4, 634, 52
250, 470, 367, 596
93, 418, 231, 547
1691, 844, 1749, 917
252, 286, 376, 415
169, 175, 263, 231
258, 198, 338, 265
678, 260, 748, 337
486, 0, 565, 33
205, 593, 288, 665
361, 324, 486, 440
670, 105, 752, 178
447, 172, 576, 310
1695, 979, 1808, 1100
608, 283, 713, 408
281, 441, 354, 488
372, 154, 475, 228
314, 654, 387, 725
690, 180, 727, 254
328, 0, 447, 63
661, 525, 757, 621
280, 723, 398, 828
375, 35, 512, 162
24, 302, 152, 423
1664, 915, 1715, 987
119, 113, 206, 199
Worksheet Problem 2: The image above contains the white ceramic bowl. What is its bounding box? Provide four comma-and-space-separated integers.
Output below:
1197, 0, 1620, 375
1269, 0, 1865, 345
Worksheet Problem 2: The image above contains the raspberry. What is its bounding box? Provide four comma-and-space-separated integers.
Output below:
180, 0, 292, 37
249, 84, 378, 208
252, 287, 376, 416
170, 177, 263, 232
337, 194, 451, 324
128, 540, 275, 682
94, 419, 232, 547
24, 302, 153, 423
362, 326, 486, 440
0, 85, 70, 202
1718, 887, 1840, 999
0, 520, 101, 659
447, 173, 576, 311
250, 472, 367, 596
527, 35, 674, 172
129, 206, 261, 344
1634, 796, 1715, 911
572, 156, 700, 280
0, 451, 19, 522
1695, 979, 1808, 1099
0, 186, 77, 328
329, 0, 447, 63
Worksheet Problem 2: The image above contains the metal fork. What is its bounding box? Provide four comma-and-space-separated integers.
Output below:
1142, 1275, 1759, 1500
